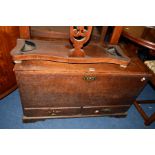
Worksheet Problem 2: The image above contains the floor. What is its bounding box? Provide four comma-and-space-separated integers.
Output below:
0, 84, 155, 129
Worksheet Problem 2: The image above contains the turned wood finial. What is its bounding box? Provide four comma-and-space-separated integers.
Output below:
69, 26, 92, 57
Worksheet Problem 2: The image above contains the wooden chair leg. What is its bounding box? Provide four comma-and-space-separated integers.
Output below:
133, 100, 155, 126
100, 26, 108, 44
145, 112, 155, 126
109, 26, 123, 45
133, 101, 148, 121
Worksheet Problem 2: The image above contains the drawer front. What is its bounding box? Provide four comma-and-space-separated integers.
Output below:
24, 107, 81, 117
82, 105, 130, 115
15, 70, 148, 108
24, 105, 130, 118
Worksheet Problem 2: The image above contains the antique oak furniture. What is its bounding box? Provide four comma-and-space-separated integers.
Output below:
123, 26, 155, 50
19, 26, 123, 44
123, 26, 155, 125
0, 26, 20, 99
11, 26, 151, 122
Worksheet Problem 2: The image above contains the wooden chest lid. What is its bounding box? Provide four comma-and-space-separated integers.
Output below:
11, 39, 152, 76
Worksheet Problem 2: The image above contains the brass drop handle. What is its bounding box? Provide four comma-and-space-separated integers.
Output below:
48, 109, 61, 116
83, 75, 96, 81
48, 110, 56, 116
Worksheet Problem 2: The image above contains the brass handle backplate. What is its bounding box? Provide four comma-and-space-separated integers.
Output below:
94, 108, 111, 114
101, 108, 111, 112
83, 75, 96, 81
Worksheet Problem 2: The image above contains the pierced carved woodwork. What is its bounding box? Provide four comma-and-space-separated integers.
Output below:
69, 26, 92, 57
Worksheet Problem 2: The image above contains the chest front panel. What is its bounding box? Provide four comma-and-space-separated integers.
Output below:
15, 67, 148, 108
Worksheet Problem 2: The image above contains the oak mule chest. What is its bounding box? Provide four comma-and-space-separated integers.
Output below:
11, 28, 151, 122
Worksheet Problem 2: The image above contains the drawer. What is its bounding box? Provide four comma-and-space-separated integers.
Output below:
82, 105, 130, 115
24, 107, 81, 117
